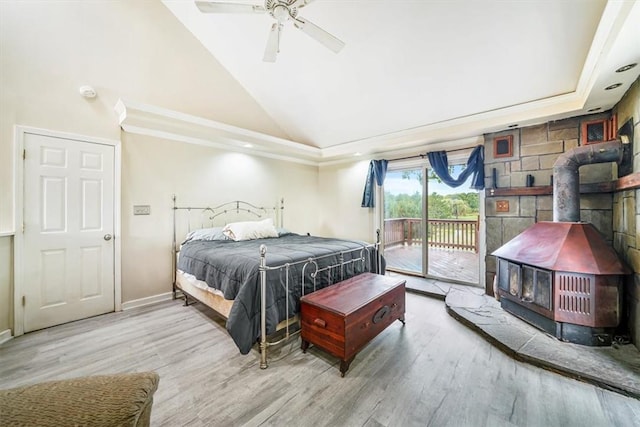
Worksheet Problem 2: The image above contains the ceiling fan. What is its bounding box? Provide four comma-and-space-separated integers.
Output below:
195, 0, 345, 62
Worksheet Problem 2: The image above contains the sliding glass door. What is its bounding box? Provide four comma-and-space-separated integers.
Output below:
383, 164, 480, 284
383, 168, 425, 275
426, 165, 479, 283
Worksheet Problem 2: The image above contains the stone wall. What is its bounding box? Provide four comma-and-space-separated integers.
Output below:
484, 115, 617, 293
484, 75, 639, 348
612, 77, 640, 348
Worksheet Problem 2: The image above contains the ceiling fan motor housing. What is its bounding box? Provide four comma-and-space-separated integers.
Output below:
267, 0, 299, 22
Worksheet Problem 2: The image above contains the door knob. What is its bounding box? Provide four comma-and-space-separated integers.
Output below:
104, 234, 112, 241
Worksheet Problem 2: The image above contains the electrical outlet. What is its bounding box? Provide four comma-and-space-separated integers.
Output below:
133, 205, 151, 215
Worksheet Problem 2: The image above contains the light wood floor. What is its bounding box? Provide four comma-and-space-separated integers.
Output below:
1, 294, 639, 427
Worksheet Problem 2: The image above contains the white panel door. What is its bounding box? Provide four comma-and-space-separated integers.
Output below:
22, 133, 115, 332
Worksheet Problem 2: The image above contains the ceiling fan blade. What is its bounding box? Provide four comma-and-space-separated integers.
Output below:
195, 1, 266, 14
263, 23, 281, 62
294, 17, 344, 53
290, 0, 316, 8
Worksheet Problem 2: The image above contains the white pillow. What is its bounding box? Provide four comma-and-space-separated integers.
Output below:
223, 218, 279, 241
182, 227, 228, 244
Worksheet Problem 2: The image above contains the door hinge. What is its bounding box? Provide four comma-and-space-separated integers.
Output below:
23, 149, 25, 160
22, 295, 25, 306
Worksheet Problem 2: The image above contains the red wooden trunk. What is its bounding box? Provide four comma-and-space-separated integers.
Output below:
300, 273, 405, 376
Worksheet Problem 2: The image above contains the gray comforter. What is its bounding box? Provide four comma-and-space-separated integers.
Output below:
177, 233, 383, 354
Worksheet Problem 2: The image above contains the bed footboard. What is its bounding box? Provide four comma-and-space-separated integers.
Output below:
257, 237, 381, 369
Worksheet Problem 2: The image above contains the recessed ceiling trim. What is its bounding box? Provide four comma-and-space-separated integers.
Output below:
115, 98, 493, 167
115, 99, 320, 166
115, 99, 321, 155
114, 87, 585, 166
121, 122, 320, 166
319, 136, 484, 168
320, 90, 584, 159
574, 0, 636, 99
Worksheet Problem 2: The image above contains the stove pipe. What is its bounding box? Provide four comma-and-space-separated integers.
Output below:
553, 140, 626, 222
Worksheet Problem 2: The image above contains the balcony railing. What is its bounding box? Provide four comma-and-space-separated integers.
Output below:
384, 217, 479, 252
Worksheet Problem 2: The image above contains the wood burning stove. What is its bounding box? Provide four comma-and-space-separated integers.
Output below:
492, 140, 631, 346
493, 222, 628, 345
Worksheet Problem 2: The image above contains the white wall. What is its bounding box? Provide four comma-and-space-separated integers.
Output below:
121, 133, 319, 302
0, 0, 296, 333
318, 160, 376, 243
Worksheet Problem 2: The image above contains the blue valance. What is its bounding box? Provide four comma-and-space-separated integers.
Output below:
427, 145, 485, 190
361, 159, 388, 208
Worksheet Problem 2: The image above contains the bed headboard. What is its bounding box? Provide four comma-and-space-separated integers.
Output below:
172, 194, 284, 251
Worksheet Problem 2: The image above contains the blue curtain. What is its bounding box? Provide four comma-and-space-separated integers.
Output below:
361, 160, 388, 208
427, 145, 485, 190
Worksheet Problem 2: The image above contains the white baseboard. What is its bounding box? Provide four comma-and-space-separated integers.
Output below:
0, 329, 13, 346
121, 292, 175, 311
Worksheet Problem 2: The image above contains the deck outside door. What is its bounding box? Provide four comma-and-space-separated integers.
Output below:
383, 165, 480, 284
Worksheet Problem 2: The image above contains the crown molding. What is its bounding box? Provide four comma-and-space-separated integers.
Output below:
115, 94, 579, 167
115, 99, 490, 166
115, 99, 322, 166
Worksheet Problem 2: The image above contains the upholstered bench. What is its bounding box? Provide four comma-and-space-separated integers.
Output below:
0, 371, 159, 427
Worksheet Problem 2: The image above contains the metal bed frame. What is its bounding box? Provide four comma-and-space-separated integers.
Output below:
171, 195, 381, 369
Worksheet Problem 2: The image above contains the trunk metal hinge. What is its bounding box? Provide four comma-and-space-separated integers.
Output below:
22, 295, 25, 306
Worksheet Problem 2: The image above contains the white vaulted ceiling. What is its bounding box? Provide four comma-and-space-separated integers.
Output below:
160, 0, 640, 162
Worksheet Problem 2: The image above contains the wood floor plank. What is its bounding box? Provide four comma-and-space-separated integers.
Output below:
1, 294, 639, 426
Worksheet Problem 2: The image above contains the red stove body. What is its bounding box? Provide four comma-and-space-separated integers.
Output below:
492, 221, 630, 346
